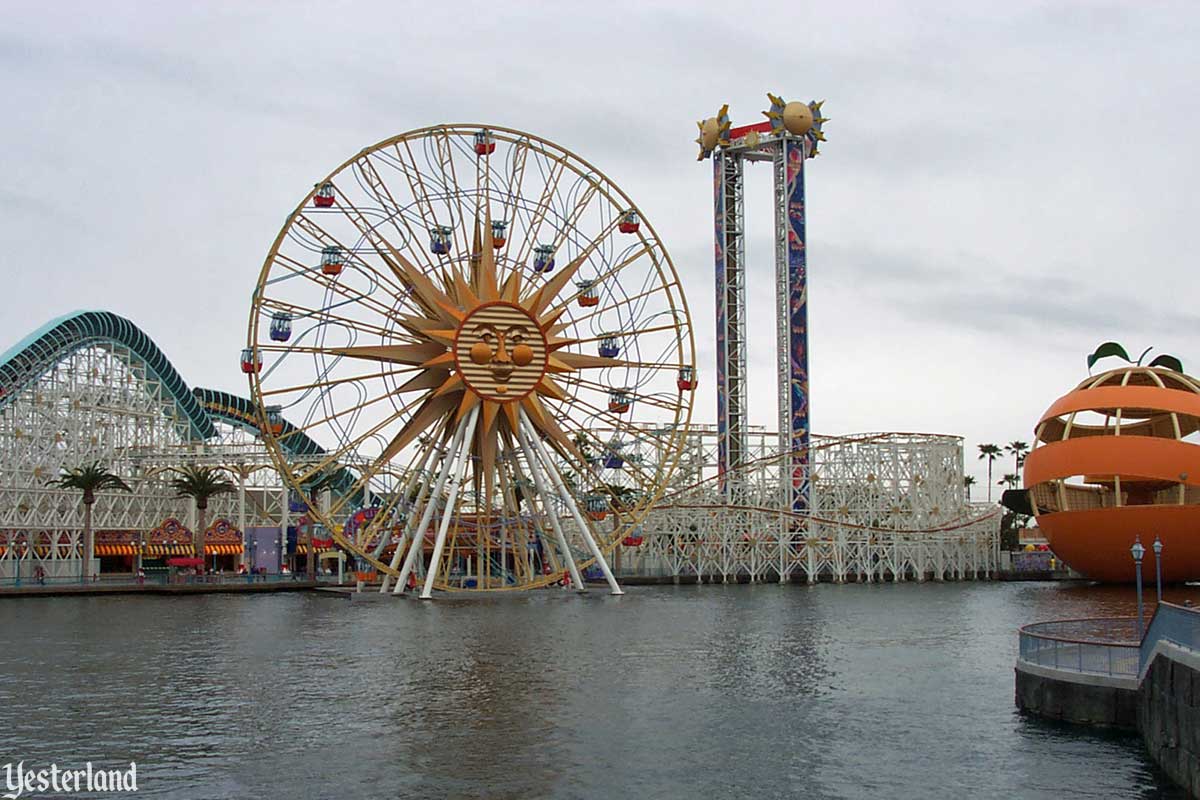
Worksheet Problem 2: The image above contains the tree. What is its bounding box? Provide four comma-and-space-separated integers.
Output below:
46, 461, 133, 582
998, 473, 1020, 490
963, 475, 976, 501
1000, 510, 1024, 551
977, 444, 1002, 502
169, 466, 235, 575
1006, 441, 1029, 480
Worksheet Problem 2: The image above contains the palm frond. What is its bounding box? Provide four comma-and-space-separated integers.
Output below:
45, 460, 132, 493
168, 466, 236, 502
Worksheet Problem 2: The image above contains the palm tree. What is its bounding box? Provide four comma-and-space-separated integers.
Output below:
46, 461, 132, 582
169, 466, 234, 575
999, 473, 1020, 490
963, 475, 976, 501
977, 444, 1003, 502
1006, 441, 1030, 480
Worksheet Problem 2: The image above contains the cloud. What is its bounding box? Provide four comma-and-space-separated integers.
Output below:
1, 0, 1199, 494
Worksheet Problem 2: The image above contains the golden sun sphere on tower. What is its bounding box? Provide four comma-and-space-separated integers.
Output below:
781, 101, 814, 136
697, 117, 721, 151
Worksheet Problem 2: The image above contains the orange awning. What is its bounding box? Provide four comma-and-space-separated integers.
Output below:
295, 544, 337, 554
96, 544, 136, 556
146, 544, 195, 557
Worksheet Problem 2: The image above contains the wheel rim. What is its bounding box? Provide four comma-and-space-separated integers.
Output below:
248, 124, 694, 591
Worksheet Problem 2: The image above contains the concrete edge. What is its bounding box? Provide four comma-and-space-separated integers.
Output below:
0, 581, 321, 598
1016, 658, 1139, 691
1139, 639, 1200, 682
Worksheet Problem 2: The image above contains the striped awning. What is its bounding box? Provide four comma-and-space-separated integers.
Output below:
145, 544, 195, 557
96, 544, 137, 556
0, 546, 52, 557
294, 544, 337, 555
4, 543, 243, 557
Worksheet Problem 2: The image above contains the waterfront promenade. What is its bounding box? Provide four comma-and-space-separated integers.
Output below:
0, 574, 335, 597
1017, 602, 1200, 796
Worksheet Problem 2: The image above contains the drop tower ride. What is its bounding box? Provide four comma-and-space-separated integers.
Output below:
695, 93, 827, 513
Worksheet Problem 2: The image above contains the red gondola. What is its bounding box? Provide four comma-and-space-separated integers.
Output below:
313, 182, 335, 208
584, 494, 608, 521
608, 389, 631, 414
677, 365, 697, 391
240, 348, 261, 374
618, 210, 640, 234
320, 246, 345, 276
577, 279, 600, 307
491, 220, 507, 248
474, 129, 496, 156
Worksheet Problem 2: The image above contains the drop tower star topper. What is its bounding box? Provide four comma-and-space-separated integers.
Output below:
694, 93, 828, 159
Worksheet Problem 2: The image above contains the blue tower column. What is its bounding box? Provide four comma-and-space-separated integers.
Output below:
775, 136, 810, 513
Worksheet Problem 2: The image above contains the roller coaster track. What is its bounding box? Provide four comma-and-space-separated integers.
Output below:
0, 311, 331, 462
0, 310, 216, 440
656, 430, 1001, 533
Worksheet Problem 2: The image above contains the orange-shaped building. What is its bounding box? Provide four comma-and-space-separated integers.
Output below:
1024, 366, 1200, 582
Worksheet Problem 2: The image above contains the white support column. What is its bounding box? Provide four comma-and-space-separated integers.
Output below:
237, 468, 247, 569
380, 438, 441, 593
279, 485, 289, 573
778, 508, 787, 585
514, 421, 584, 591
394, 416, 472, 595
421, 407, 480, 599
518, 410, 623, 596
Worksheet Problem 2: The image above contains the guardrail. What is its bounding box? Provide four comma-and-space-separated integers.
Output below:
1018, 617, 1141, 677
0, 572, 345, 589
1140, 602, 1200, 671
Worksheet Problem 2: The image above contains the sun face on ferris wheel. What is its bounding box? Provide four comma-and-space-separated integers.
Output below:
325, 215, 628, 478
247, 124, 694, 593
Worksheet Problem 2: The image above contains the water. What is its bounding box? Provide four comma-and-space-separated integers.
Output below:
0, 581, 1193, 799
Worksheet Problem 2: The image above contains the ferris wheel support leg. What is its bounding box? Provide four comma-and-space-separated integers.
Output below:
515, 420, 585, 592
394, 417, 470, 595
518, 411, 624, 596
380, 441, 439, 593
421, 407, 481, 600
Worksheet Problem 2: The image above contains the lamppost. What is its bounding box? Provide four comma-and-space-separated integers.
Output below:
1131, 536, 1146, 639
1153, 537, 1163, 604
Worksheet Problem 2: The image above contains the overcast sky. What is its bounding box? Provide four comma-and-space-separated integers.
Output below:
3, 0, 1197, 493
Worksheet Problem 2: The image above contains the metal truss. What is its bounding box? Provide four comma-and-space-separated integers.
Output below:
0, 344, 291, 578
619, 427, 1000, 583
713, 131, 812, 511
713, 151, 748, 497
0, 339, 999, 588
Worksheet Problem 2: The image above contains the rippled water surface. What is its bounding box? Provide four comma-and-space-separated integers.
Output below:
0, 581, 1194, 799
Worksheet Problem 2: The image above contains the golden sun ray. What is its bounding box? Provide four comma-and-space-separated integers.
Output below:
359, 221, 634, 552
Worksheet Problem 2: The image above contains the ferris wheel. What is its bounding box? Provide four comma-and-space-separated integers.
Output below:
246, 124, 695, 595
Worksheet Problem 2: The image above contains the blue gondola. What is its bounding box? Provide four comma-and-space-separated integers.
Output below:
533, 244, 555, 273
430, 226, 453, 255
269, 313, 292, 342
598, 334, 620, 358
